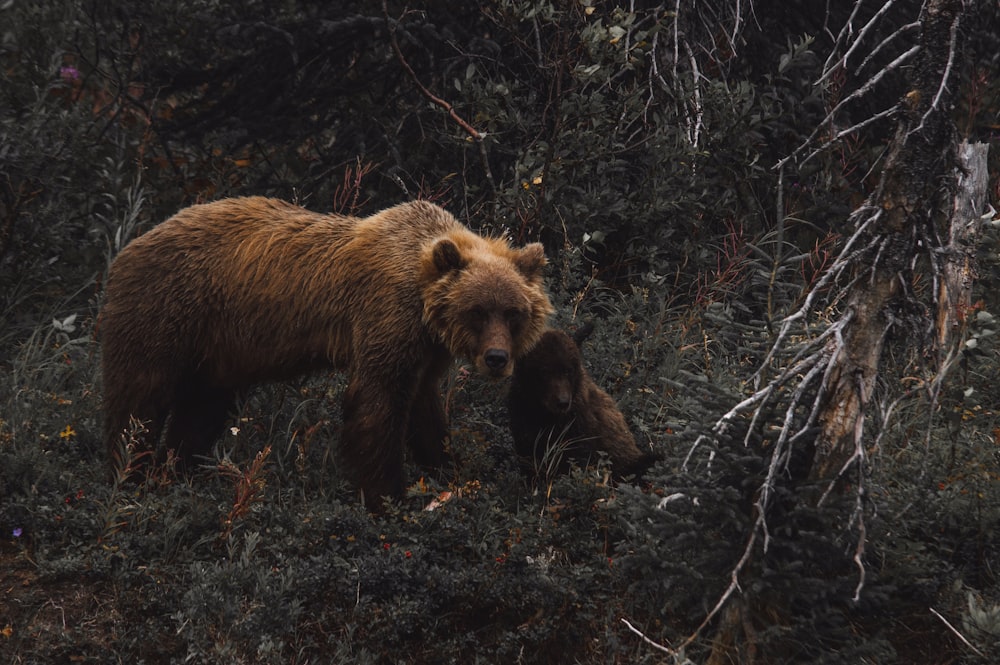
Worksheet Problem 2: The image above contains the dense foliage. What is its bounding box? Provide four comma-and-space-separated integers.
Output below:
2, 1, 999, 663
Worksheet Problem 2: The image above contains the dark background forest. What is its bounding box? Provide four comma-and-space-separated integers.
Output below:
2, 1, 999, 663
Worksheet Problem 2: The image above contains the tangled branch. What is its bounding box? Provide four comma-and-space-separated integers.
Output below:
630, 2, 979, 657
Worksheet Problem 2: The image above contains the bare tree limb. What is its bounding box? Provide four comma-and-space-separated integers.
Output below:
816, 0, 900, 85
776, 44, 920, 171
383, 2, 483, 142
911, 7, 962, 137
820, 0, 865, 75
794, 103, 900, 168
856, 21, 920, 74
381, 2, 495, 193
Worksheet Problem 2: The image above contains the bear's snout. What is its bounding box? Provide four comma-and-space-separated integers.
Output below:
553, 392, 572, 412
484, 348, 509, 372
542, 376, 574, 415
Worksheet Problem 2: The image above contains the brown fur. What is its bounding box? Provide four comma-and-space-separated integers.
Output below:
101, 197, 553, 503
508, 327, 657, 479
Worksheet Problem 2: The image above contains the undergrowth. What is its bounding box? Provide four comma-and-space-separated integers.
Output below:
2, 274, 998, 663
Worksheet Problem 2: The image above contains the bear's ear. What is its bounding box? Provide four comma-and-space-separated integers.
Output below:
513, 243, 547, 280
431, 238, 467, 275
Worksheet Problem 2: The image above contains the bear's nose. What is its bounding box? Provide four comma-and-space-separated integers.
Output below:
484, 349, 509, 371
555, 394, 572, 412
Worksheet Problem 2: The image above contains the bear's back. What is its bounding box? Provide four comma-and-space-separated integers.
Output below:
102, 198, 366, 372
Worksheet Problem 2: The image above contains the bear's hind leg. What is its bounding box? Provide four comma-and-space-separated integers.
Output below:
164, 382, 236, 469
102, 365, 172, 477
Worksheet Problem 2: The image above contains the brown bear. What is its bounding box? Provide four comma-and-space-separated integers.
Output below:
101, 196, 553, 504
507, 325, 658, 479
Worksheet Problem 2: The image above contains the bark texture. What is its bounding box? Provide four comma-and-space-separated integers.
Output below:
935, 141, 991, 351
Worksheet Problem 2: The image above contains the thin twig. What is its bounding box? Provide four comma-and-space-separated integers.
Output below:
730, 0, 743, 49
856, 21, 920, 75
929, 607, 987, 658
685, 40, 703, 147
850, 482, 867, 602
757, 361, 829, 553
820, 0, 865, 75
796, 103, 900, 168
382, 2, 494, 192
620, 618, 675, 655
678, 513, 762, 652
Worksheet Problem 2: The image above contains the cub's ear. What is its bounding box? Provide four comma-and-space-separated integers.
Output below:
571, 321, 595, 346
431, 238, 467, 275
513, 243, 547, 280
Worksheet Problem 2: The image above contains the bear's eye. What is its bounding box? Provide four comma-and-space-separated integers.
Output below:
504, 308, 526, 331
466, 306, 487, 329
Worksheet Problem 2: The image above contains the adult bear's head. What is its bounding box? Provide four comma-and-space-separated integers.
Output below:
420, 232, 553, 378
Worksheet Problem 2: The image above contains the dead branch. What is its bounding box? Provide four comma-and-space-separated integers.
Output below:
620, 618, 675, 656
912, 8, 962, 137
817, 0, 901, 85
651, 1, 753, 150
382, 2, 482, 143
819, 0, 866, 75
856, 21, 920, 74
381, 2, 496, 194
929, 607, 987, 658
777, 43, 920, 170
795, 103, 900, 167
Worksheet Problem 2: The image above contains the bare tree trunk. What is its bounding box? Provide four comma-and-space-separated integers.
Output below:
809, 0, 967, 489
810, 269, 897, 483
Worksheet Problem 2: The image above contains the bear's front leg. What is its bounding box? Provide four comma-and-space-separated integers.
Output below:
341, 370, 414, 507
406, 353, 451, 470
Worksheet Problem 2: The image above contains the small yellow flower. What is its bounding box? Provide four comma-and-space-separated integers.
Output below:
1, 624, 12, 639
59, 425, 76, 440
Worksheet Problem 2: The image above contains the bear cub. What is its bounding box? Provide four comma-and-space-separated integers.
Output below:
507, 324, 658, 479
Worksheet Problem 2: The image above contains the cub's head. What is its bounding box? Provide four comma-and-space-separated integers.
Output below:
420, 233, 553, 378
511, 329, 584, 414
